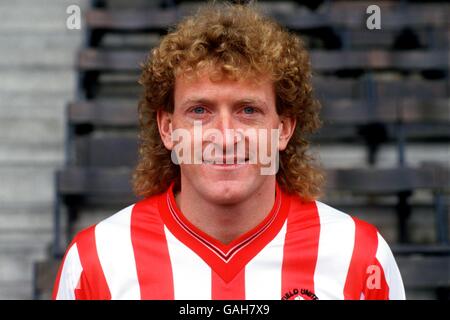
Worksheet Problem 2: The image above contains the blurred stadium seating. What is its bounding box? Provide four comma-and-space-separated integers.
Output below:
28, 0, 449, 299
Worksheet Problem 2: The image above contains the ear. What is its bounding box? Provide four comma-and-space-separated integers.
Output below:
278, 116, 296, 151
156, 109, 173, 150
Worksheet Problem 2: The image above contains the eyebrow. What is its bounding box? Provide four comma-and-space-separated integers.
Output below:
181, 97, 268, 108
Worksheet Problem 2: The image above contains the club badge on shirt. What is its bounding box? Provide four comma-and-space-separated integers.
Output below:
282, 288, 319, 300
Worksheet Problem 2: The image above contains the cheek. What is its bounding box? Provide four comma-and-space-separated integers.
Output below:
172, 115, 191, 129
234, 127, 280, 162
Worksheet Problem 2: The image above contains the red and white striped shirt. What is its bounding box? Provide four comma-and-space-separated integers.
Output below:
53, 183, 405, 300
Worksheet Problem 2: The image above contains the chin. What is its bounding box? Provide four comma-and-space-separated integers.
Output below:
203, 180, 252, 205
182, 164, 265, 205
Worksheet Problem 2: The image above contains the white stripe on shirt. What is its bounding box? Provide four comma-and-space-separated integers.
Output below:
376, 232, 406, 300
95, 204, 140, 299
245, 221, 287, 299
56, 243, 83, 300
314, 201, 356, 300
164, 226, 212, 300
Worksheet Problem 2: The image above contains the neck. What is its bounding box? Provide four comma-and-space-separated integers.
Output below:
174, 179, 276, 245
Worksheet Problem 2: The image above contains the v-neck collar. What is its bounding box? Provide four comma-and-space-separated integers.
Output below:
157, 182, 291, 283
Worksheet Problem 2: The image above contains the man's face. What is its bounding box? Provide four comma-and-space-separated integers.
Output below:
158, 69, 295, 205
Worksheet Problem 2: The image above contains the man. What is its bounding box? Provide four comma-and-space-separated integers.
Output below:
53, 3, 405, 300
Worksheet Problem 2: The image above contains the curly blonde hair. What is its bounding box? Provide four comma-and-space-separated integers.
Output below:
133, 1, 324, 201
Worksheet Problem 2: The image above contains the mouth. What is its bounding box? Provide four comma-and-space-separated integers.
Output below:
202, 157, 250, 166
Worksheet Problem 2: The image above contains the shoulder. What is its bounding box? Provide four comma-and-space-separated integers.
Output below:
289, 197, 379, 235
288, 196, 381, 250
311, 201, 399, 270
73, 203, 135, 245
73, 194, 162, 255
317, 201, 383, 254
314, 201, 371, 228
315, 200, 379, 240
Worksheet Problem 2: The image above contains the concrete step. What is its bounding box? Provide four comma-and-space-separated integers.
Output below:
0, 0, 88, 8
0, 33, 82, 51
0, 245, 47, 284
0, 1, 88, 33
0, 7, 74, 33
0, 47, 78, 69
0, 203, 53, 233
0, 70, 77, 94
0, 118, 64, 144
0, 281, 33, 300
0, 92, 68, 119
0, 166, 56, 203
0, 143, 64, 166
0, 230, 53, 249
0, 106, 65, 164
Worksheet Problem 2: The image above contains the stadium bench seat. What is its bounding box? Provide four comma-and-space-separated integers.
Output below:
77, 49, 449, 73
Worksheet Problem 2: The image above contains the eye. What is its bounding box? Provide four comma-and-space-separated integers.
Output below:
242, 106, 256, 114
191, 106, 206, 114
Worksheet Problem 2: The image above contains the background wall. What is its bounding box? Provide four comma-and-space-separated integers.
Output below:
0, 0, 88, 299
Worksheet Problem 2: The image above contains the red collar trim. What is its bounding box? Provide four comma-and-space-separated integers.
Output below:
158, 182, 291, 282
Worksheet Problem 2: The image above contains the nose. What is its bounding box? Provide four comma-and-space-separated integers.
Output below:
208, 109, 239, 150
216, 109, 234, 131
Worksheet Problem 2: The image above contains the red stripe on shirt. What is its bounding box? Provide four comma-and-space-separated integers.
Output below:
364, 257, 390, 299
74, 271, 90, 300
344, 217, 379, 299
76, 225, 111, 299
281, 200, 321, 300
131, 196, 175, 299
211, 268, 245, 300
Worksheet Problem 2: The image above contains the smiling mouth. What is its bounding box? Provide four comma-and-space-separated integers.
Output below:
202, 157, 249, 165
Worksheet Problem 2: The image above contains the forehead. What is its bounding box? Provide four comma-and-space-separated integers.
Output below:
174, 68, 275, 104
